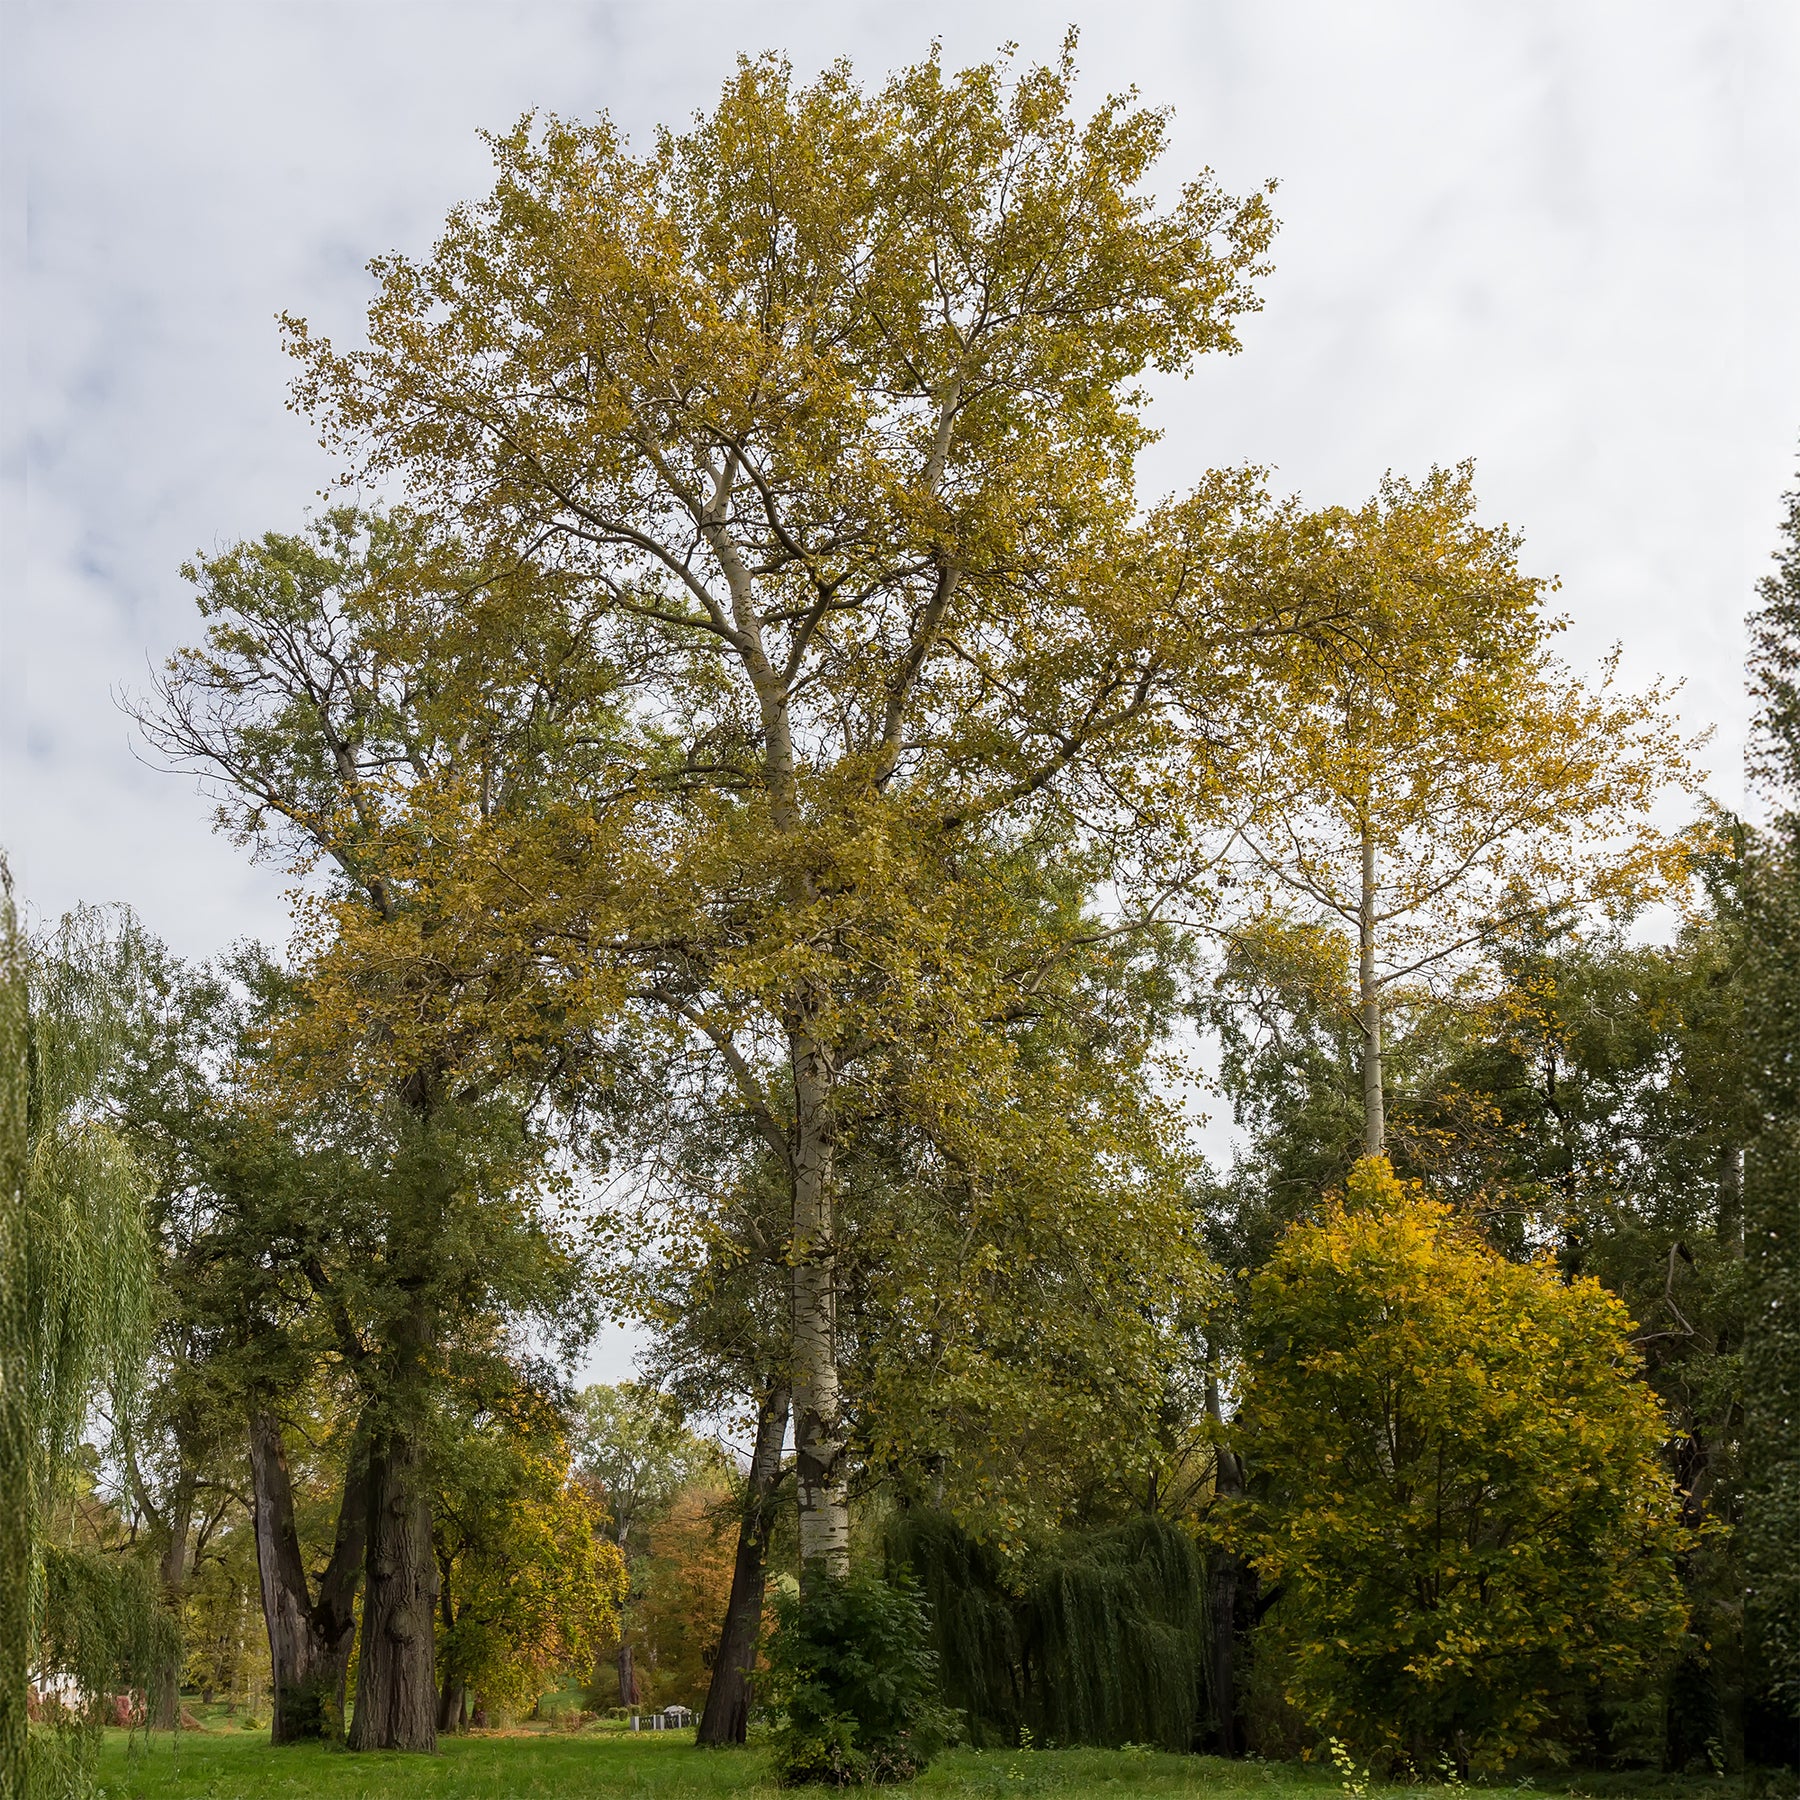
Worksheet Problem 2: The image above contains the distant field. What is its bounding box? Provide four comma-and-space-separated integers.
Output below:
90, 1725, 1759, 1800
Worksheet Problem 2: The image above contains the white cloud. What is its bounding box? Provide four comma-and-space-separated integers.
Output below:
3, 0, 1795, 936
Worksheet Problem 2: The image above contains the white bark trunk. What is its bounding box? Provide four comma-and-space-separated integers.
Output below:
1359, 825, 1385, 1157
790, 1028, 849, 1583
698, 467, 851, 1586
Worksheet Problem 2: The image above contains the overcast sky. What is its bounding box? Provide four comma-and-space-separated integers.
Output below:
4, 0, 1796, 1392
5, 0, 1797, 955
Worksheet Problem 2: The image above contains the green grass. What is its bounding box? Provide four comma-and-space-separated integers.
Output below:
92, 1727, 1755, 1800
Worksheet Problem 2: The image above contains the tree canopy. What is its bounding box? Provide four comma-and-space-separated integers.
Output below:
1227, 1158, 1688, 1774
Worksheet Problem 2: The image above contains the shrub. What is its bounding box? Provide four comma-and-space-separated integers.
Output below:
764, 1569, 954, 1785
1226, 1158, 1689, 1774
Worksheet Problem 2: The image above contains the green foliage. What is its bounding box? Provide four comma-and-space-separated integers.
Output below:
1748, 462, 1800, 800
838, 898, 1211, 1544
764, 1569, 954, 1785
0, 879, 158, 1799
885, 1513, 1021, 1749
1208, 893, 1758, 1769
176, 1511, 268, 1711
888, 1511, 1210, 1754
40, 1546, 175, 1720
573, 1384, 723, 1551
1743, 459, 1800, 1739
433, 1395, 627, 1723
1228, 1158, 1690, 1774
1741, 1119, 1800, 1727
1020, 1518, 1210, 1755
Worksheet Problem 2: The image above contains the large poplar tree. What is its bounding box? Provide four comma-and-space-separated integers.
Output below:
247, 41, 1319, 1582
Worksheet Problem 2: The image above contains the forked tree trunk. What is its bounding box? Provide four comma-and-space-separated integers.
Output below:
249, 1408, 367, 1743
617, 1640, 639, 1708
1358, 826, 1385, 1156
718, 521, 850, 1592
697, 1381, 790, 1746
717, 495, 850, 1591
437, 1678, 467, 1734
348, 1425, 439, 1751
790, 1031, 849, 1585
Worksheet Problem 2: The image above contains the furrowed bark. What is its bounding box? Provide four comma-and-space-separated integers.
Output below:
1358, 824, 1385, 1156
698, 1381, 790, 1746
249, 1408, 367, 1743
150, 1471, 195, 1729
348, 1425, 439, 1751
790, 1031, 849, 1585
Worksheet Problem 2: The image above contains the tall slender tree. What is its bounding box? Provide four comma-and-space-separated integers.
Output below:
1223, 466, 1693, 1154
1742, 462, 1800, 1743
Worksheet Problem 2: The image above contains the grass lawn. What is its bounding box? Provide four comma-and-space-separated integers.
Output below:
91, 1725, 1753, 1800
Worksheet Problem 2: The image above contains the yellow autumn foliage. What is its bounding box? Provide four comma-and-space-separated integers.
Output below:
1225, 1157, 1689, 1773
434, 1426, 627, 1724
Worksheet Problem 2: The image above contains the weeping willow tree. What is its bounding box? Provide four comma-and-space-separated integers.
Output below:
886, 1513, 1023, 1748
1021, 1517, 1211, 1752
888, 1512, 1211, 1752
0, 867, 159, 1800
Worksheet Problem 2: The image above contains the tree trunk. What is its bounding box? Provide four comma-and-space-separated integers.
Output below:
1203, 1373, 1247, 1755
698, 1381, 790, 1746
609, 1515, 638, 1707
790, 1031, 849, 1585
436, 1564, 465, 1733
1717, 1142, 1745, 1258
718, 533, 848, 1591
437, 1678, 467, 1734
1358, 825, 1385, 1157
249, 1407, 366, 1744
150, 1470, 196, 1729
348, 1424, 439, 1751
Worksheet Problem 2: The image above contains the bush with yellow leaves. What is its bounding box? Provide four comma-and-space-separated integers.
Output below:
1225, 1158, 1688, 1775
